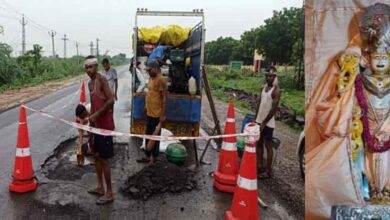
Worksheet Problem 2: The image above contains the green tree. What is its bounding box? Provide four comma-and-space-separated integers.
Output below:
237, 27, 261, 64
17, 44, 43, 77
255, 7, 303, 65
0, 43, 22, 86
205, 37, 240, 65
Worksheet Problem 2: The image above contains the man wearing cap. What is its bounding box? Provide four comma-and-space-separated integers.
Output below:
84, 55, 115, 205
255, 66, 280, 179
136, 59, 167, 164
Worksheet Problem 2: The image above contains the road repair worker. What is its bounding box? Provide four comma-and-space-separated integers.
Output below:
136, 59, 167, 164
102, 58, 118, 101
75, 103, 91, 166
255, 66, 280, 179
84, 55, 115, 205
147, 44, 170, 66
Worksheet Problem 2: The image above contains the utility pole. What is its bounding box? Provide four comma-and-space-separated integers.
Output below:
20, 15, 27, 55
48, 30, 56, 58
75, 42, 79, 64
89, 41, 94, 55
75, 42, 79, 57
96, 38, 100, 58
61, 34, 69, 58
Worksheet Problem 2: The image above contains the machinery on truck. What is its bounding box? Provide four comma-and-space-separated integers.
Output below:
130, 9, 205, 137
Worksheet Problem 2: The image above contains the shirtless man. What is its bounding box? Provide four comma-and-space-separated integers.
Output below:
84, 55, 115, 205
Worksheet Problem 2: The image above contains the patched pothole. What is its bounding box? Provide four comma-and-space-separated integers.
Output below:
120, 160, 198, 201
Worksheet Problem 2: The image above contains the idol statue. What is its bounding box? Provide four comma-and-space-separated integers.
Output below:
306, 3, 390, 219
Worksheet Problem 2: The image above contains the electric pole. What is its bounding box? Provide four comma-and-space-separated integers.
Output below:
89, 41, 94, 55
20, 15, 27, 55
75, 42, 79, 64
61, 34, 69, 58
75, 42, 79, 57
96, 38, 100, 58
48, 30, 56, 58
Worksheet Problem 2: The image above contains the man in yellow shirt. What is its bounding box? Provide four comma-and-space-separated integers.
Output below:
137, 59, 167, 164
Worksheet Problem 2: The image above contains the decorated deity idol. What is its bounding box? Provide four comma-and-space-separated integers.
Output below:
305, 3, 390, 219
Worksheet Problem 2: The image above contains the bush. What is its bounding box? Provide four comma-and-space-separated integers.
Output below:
0, 43, 84, 93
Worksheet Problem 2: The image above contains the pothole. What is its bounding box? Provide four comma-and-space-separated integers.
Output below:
120, 159, 198, 201
41, 138, 95, 181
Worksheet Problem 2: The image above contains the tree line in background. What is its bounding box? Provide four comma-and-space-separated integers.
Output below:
205, 7, 304, 90
0, 43, 129, 92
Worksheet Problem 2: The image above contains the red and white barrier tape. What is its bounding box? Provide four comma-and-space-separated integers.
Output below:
22, 104, 259, 142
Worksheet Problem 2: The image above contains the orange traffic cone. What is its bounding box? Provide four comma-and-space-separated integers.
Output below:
9, 105, 37, 193
225, 123, 260, 220
80, 81, 86, 105
214, 101, 239, 193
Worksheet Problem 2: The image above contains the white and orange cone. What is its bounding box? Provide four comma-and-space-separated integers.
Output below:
9, 105, 37, 193
213, 101, 239, 193
225, 123, 260, 220
79, 81, 86, 105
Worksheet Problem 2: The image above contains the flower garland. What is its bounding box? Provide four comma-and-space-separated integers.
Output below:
354, 74, 390, 153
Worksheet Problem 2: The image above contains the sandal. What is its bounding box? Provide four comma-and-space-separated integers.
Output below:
87, 188, 105, 196
136, 157, 150, 163
96, 196, 114, 205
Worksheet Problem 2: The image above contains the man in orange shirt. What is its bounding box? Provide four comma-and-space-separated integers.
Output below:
137, 59, 167, 164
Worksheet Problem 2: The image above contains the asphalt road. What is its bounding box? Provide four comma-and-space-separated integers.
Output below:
0, 65, 299, 219
0, 66, 129, 217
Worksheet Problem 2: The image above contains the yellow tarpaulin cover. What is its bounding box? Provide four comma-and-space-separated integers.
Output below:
139, 26, 165, 44
160, 25, 191, 46
137, 25, 191, 46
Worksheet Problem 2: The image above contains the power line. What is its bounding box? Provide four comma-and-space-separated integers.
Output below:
0, 0, 23, 16
0, 14, 19, 21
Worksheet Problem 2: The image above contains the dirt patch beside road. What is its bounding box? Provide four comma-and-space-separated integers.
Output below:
0, 74, 88, 112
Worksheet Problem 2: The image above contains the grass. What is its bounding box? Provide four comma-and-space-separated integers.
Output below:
0, 59, 82, 93
0, 58, 129, 94
206, 65, 304, 117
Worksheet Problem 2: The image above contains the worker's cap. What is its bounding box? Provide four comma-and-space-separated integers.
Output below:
145, 59, 160, 69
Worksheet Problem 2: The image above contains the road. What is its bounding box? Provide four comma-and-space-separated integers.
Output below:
0, 65, 301, 219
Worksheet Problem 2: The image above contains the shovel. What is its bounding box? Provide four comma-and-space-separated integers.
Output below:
76, 144, 85, 166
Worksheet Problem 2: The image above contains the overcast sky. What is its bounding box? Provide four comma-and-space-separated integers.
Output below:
0, 0, 302, 57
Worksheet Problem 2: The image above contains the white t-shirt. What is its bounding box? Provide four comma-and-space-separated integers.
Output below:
104, 68, 117, 94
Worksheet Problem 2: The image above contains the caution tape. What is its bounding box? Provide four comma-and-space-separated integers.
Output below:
22, 104, 259, 142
